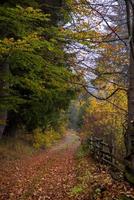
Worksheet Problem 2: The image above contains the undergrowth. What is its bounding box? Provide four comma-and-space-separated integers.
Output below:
0, 133, 35, 160
0, 126, 65, 161
33, 127, 64, 149
69, 145, 91, 198
70, 143, 134, 200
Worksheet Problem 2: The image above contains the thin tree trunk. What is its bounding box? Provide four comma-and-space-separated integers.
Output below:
0, 61, 9, 139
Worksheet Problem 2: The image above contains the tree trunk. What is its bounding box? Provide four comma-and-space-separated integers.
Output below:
124, 0, 134, 184
3, 111, 20, 137
125, 53, 134, 184
0, 61, 9, 139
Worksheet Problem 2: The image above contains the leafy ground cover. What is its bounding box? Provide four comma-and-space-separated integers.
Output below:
73, 146, 134, 200
0, 131, 134, 200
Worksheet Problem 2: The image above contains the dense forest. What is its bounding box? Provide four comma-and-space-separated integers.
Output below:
0, 0, 78, 137
0, 0, 134, 199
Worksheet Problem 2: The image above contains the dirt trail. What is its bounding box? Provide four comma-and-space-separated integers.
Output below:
1, 131, 134, 200
0, 131, 82, 200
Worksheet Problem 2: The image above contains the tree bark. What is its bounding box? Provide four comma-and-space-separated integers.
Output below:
124, 0, 134, 184
0, 61, 9, 139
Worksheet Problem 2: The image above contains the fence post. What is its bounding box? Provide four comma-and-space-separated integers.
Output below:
111, 142, 116, 167
99, 139, 103, 162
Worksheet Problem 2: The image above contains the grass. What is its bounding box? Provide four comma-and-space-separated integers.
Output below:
69, 145, 91, 198
0, 133, 35, 161
119, 196, 134, 200
70, 185, 84, 197
76, 145, 88, 159
72, 144, 134, 200
0, 127, 65, 161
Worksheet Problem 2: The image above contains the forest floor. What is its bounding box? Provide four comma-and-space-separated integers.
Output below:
0, 130, 134, 200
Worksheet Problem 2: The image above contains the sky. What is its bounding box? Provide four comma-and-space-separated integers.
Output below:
64, 0, 127, 93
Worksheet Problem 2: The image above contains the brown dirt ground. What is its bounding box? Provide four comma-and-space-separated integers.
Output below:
0, 131, 83, 200
0, 131, 134, 200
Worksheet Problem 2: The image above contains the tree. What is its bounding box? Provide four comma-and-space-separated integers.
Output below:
0, 5, 49, 137
124, 0, 134, 183
0, 0, 77, 137
63, 0, 134, 183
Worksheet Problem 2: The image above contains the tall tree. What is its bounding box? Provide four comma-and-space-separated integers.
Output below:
124, 0, 134, 183
0, 0, 76, 137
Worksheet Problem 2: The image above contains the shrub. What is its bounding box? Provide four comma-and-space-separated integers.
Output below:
33, 128, 62, 149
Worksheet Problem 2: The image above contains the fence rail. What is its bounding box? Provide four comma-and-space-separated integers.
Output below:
88, 137, 124, 171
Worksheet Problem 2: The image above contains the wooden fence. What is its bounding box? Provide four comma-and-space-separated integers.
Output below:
88, 137, 124, 171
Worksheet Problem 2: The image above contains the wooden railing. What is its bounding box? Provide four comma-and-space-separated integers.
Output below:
88, 137, 124, 171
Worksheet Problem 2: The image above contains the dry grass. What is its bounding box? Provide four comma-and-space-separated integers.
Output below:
0, 133, 35, 161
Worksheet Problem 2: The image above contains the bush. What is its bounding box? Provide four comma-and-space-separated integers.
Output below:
33, 128, 62, 149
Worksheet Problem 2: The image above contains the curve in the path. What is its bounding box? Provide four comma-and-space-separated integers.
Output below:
0, 131, 82, 200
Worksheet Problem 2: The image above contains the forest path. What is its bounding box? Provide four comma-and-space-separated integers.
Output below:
0, 130, 86, 200
0, 131, 134, 200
